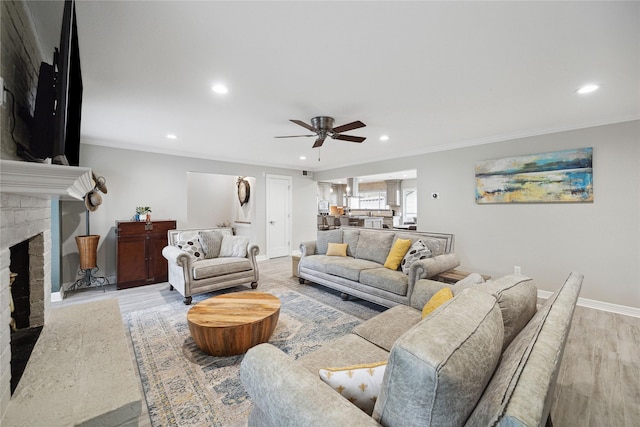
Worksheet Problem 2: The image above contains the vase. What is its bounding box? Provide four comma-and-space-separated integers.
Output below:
76, 235, 100, 270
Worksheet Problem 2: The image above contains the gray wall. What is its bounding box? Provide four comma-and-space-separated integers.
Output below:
60, 144, 318, 284
316, 121, 640, 308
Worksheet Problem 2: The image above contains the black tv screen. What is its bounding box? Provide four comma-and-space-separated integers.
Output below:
30, 0, 82, 166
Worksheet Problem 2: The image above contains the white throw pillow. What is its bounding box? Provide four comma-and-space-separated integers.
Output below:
219, 235, 249, 257
319, 362, 387, 415
175, 238, 205, 261
400, 239, 432, 274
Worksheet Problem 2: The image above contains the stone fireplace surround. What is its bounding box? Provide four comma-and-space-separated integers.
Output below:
0, 159, 92, 419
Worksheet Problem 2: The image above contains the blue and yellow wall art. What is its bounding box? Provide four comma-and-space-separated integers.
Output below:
475, 148, 593, 203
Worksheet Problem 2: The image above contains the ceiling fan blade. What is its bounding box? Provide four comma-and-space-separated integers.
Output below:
290, 119, 316, 132
274, 134, 315, 138
333, 134, 366, 143
332, 120, 366, 134
312, 135, 327, 148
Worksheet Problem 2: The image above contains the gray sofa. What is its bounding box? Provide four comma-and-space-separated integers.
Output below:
241, 272, 583, 426
162, 227, 259, 304
298, 227, 460, 308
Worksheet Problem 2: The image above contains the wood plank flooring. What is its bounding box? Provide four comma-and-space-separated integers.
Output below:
52, 257, 640, 426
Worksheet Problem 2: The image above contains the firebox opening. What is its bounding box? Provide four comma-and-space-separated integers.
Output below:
9, 237, 44, 395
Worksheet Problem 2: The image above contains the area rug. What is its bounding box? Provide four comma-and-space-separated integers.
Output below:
127, 288, 364, 427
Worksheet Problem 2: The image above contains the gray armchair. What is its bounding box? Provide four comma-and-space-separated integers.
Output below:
162, 227, 259, 304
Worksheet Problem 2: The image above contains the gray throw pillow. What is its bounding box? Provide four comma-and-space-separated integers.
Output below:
400, 239, 432, 274
198, 230, 224, 258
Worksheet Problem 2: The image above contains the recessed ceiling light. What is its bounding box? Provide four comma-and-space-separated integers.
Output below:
299, 156, 306, 160
577, 84, 599, 94
212, 84, 228, 94
380, 135, 390, 141
166, 134, 177, 139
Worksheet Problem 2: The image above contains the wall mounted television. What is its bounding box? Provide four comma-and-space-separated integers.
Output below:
30, 0, 82, 166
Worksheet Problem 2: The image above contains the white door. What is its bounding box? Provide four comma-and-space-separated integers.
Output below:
266, 174, 291, 258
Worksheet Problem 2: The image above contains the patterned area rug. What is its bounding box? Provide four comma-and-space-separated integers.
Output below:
127, 288, 365, 427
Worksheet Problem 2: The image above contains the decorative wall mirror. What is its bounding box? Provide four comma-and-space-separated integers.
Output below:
237, 176, 251, 206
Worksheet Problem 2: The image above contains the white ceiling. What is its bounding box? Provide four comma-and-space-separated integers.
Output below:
27, 1, 639, 172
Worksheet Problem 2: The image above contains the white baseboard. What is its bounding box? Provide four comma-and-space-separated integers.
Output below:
51, 292, 62, 302
538, 290, 640, 318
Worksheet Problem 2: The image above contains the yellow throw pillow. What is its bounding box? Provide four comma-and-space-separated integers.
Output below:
319, 361, 387, 415
326, 242, 348, 256
422, 287, 454, 319
383, 238, 412, 270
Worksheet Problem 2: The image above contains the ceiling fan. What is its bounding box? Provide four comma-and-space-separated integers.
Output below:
275, 116, 366, 148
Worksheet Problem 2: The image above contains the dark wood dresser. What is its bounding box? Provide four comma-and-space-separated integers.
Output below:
116, 220, 176, 289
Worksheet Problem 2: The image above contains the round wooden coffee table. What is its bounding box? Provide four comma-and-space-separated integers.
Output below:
187, 291, 281, 356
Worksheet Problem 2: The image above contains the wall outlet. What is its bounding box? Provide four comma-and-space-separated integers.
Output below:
514, 265, 522, 275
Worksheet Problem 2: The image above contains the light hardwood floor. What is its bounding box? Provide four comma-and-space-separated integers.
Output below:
53, 257, 640, 426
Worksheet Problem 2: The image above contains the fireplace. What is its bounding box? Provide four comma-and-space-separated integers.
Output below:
0, 159, 93, 419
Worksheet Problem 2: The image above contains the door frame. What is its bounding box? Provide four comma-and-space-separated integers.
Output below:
265, 174, 292, 258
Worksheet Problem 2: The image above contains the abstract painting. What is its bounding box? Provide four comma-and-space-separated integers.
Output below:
475, 148, 593, 203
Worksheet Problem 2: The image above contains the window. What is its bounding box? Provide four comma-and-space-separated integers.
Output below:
358, 190, 387, 209
403, 189, 417, 223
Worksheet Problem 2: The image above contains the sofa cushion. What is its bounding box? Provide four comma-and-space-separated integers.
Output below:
319, 361, 387, 415
353, 305, 421, 352
451, 272, 486, 295
219, 235, 249, 257
395, 233, 443, 256
325, 258, 382, 282
355, 231, 395, 265
383, 238, 412, 270
400, 239, 432, 274
191, 257, 252, 279
477, 275, 538, 350
299, 333, 390, 375
359, 268, 409, 296
198, 230, 224, 259
421, 287, 453, 318
326, 242, 348, 257
299, 255, 338, 274
342, 229, 360, 257
466, 273, 583, 427
372, 288, 504, 427
317, 229, 343, 255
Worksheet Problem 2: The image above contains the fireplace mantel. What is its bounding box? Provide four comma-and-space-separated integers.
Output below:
0, 159, 93, 201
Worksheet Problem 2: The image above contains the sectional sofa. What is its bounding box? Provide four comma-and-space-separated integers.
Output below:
241, 272, 584, 426
298, 227, 460, 307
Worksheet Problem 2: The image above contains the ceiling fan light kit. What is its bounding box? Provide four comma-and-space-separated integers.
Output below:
275, 116, 367, 148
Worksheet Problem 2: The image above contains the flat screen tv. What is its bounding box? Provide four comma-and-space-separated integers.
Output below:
30, 0, 82, 166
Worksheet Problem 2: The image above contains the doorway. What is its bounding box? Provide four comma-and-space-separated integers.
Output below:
266, 174, 292, 258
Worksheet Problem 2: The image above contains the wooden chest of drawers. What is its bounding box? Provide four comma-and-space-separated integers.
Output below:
116, 220, 176, 289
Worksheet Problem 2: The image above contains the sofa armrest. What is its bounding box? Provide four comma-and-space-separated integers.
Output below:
410, 279, 451, 310
410, 273, 486, 310
247, 243, 260, 260
411, 252, 460, 279
241, 344, 380, 427
162, 245, 192, 267
300, 241, 316, 257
